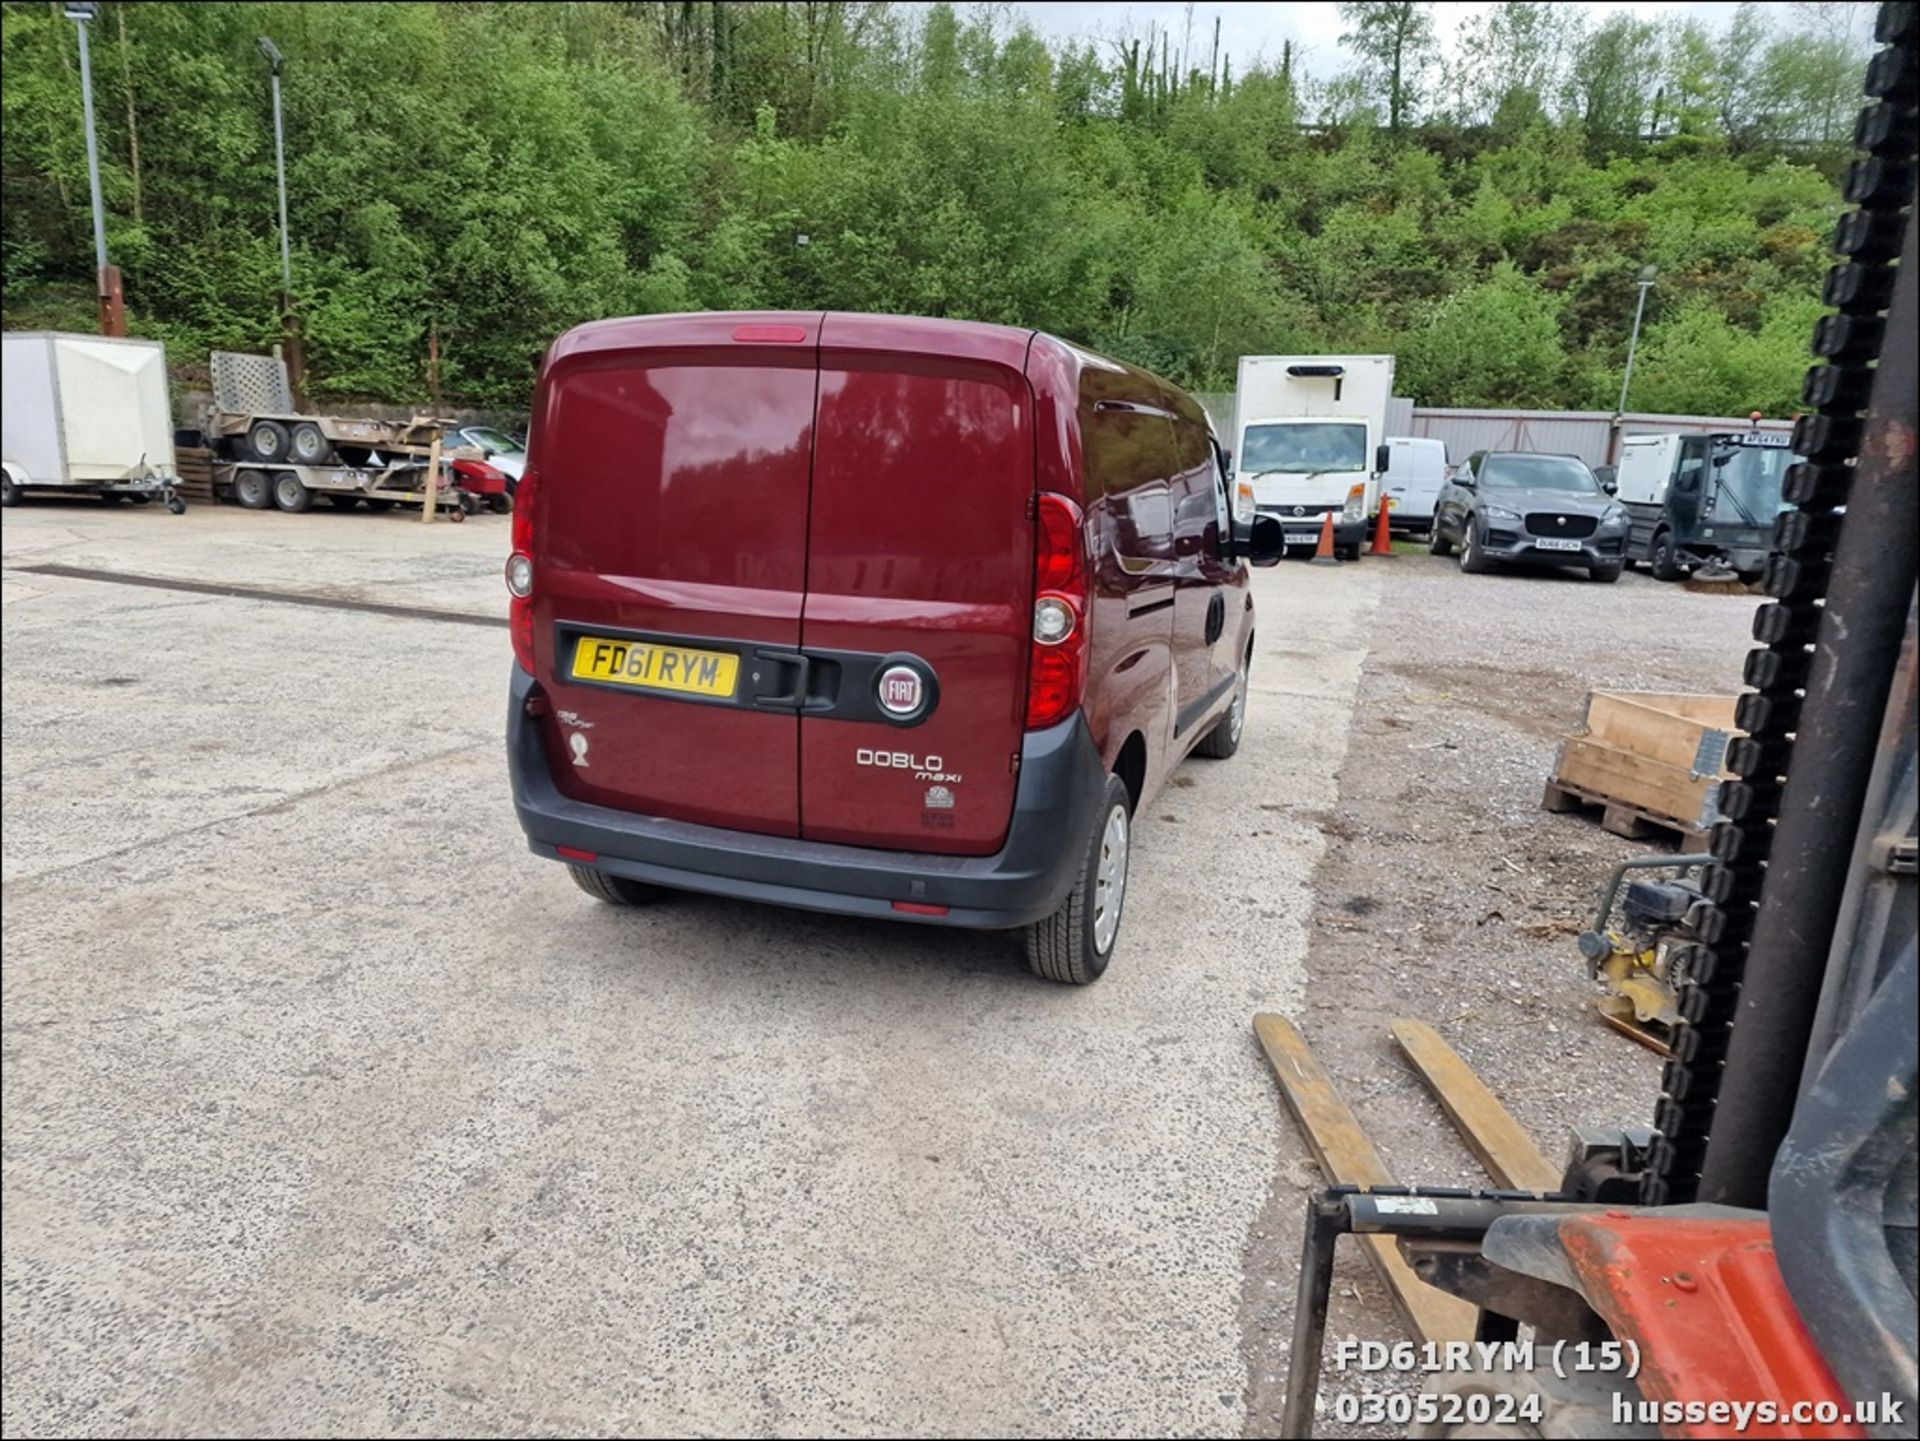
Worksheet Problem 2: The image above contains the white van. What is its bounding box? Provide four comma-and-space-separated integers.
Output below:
1377, 436, 1448, 533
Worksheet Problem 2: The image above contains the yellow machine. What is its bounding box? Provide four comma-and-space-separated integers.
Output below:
1575, 854, 1712, 1054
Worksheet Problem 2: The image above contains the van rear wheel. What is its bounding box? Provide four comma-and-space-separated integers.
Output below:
1024, 774, 1132, 985
567, 864, 662, 906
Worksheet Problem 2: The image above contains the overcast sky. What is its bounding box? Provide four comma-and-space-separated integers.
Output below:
988, 2, 1864, 79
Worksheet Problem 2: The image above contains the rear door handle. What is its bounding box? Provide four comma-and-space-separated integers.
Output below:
750, 649, 811, 709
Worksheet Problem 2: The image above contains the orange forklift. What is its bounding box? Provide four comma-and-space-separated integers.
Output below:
1279, 7, 1917, 1435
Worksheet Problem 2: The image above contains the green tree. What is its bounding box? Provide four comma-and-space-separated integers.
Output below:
1401, 266, 1567, 407
1337, 1, 1436, 137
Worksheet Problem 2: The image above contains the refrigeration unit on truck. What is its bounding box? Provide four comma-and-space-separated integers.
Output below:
1614, 429, 1796, 582
1, 332, 183, 511
1230, 354, 1393, 561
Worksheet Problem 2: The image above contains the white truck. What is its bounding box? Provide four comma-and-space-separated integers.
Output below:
1230, 354, 1394, 560
1, 332, 183, 511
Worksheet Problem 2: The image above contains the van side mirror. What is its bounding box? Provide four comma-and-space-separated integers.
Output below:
1453, 473, 1476, 491
1246, 514, 1286, 567
1375, 444, 1390, 473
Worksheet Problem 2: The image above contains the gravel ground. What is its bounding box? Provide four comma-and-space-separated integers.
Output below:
2, 503, 1765, 1437
1237, 552, 1761, 1438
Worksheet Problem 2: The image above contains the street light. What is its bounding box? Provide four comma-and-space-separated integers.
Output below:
258, 35, 303, 401
64, 1, 125, 336
1616, 265, 1658, 417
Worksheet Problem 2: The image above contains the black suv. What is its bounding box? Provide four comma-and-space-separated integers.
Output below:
1429, 451, 1629, 582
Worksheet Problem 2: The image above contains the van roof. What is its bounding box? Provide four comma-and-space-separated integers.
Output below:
546, 311, 1192, 426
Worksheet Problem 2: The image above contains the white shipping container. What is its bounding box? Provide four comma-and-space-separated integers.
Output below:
2, 332, 177, 496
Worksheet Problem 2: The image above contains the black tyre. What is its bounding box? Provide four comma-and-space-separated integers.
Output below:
1427, 520, 1452, 556
289, 421, 331, 465
246, 419, 292, 463
487, 494, 513, 514
1589, 562, 1624, 584
1458, 519, 1493, 574
447, 504, 467, 523
233, 468, 273, 510
0, 476, 18, 507
272, 472, 313, 513
1649, 530, 1683, 581
1195, 644, 1251, 759
364, 498, 397, 513
567, 864, 662, 906
167, 497, 187, 515
1337, 542, 1362, 562
1024, 773, 1132, 985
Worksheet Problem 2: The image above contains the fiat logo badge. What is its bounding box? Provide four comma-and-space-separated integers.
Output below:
877, 665, 924, 717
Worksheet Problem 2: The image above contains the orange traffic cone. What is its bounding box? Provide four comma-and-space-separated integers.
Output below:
1310, 512, 1339, 565
1369, 499, 1395, 556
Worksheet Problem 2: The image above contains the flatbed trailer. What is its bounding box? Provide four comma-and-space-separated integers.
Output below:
214, 460, 478, 518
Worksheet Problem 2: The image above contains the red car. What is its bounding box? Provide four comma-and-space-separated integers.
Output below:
505, 312, 1282, 982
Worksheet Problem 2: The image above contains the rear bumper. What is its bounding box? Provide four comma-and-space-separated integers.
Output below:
506, 666, 1105, 929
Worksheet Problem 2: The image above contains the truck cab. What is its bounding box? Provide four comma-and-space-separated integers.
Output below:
1615, 430, 1796, 582
1231, 355, 1394, 561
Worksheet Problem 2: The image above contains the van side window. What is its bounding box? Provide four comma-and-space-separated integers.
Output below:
1676, 437, 1708, 489
1083, 399, 1179, 498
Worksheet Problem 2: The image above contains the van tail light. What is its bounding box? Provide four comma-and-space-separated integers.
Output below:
1026, 493, 1090, 731
508, 466, 539, 672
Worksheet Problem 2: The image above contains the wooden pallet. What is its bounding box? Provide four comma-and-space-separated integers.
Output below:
174, 445, 216, 504
1541, 775, 1703, 843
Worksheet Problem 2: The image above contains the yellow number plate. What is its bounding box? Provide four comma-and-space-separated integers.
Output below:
570, 636, 740, 698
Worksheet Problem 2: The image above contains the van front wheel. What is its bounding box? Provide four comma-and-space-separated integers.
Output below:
1025, 774, 1132, 985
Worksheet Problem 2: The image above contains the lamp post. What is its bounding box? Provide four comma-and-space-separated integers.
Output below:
1616, 265, 1658, 417
64, 2, 125, 336
258, 35, 303, 402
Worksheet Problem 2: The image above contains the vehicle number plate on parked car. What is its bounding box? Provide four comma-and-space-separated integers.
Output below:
1535, 537, 1584, 552
1284, 530, 1320, 546
570, 636, 740, 698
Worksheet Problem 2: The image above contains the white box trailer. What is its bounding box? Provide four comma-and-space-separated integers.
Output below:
1, 332, 183, 511
1230, 354, 1394, 559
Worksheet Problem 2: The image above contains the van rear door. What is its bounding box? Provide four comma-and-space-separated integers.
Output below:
799, 315, 1035, 856
531, 313, 822, 837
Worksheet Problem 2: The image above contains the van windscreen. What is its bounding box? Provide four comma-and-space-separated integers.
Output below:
1240, 422, 1366, 475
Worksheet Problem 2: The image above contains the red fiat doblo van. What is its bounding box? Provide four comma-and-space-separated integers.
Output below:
506, 312, 1282, 982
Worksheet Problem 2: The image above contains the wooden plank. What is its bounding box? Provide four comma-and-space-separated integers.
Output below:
1389, 1021, 1563, 1193
1552, 736, 1717, 830
1583, 692, 1736, 775
1252, 1013, 1478, 1344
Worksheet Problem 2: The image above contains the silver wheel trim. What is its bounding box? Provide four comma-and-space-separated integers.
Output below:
1460, 525, 1474, 567
1092, 803, 1129, 955
1228, 665, 1248, 743
275, 475, 301, 506
238, 472, 265, 504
